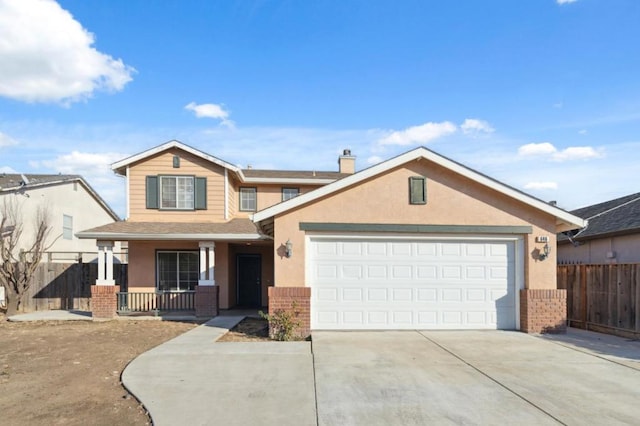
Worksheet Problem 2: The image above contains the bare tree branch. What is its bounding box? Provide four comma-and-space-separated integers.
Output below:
1, 197, 52, 315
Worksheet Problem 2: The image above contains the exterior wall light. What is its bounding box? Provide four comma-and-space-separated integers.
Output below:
285, 239, 293, 258
539, 243, 550, 261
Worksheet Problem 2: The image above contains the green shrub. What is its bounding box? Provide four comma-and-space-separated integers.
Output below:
259, 302, 302, 341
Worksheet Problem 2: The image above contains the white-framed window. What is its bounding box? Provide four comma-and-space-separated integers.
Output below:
282, 187, 299, 201
240, 187, 257, 212
157, 251, 199, 291
160, 176, 194, 209
63, 215, 73, 240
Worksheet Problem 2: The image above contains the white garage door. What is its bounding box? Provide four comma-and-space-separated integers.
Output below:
309, 236, 518, 330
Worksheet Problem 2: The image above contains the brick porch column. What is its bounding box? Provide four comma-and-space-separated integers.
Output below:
268, 287, 311, 339
91, 285, 120, 320
195, 285, 219, 318
520, 289, 567, 334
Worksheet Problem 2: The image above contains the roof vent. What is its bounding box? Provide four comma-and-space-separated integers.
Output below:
548, 200, 557, 206
343, 149, 351, 156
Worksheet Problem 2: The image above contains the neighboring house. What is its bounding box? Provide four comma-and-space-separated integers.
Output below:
558, 192, 640, 264
0, 174, 120, 263
78, 140, 585, 333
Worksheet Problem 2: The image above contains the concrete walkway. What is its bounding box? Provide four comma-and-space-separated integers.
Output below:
7, 310, 93, 321
122, 316, 316, 426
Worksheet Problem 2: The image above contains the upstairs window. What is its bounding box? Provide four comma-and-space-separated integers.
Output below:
409, 176, 427, 205
282, 187, 299, 201
240, 187, 257, 212
146, 175, 207, 210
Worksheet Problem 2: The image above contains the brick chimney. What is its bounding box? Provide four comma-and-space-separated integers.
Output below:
338, 149, 356, 174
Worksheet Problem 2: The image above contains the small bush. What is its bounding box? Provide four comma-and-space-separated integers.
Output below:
259, 302, 302, 341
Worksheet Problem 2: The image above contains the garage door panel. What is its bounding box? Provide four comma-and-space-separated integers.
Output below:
392, 288, 413, 301
310, 238, 517, 330
391, 265, 412, 279
342, 288, 363, 302
367, 288, 388, 301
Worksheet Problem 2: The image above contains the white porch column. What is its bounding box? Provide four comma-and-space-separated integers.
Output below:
96, 241, 115, 286
198, 242, 216, 286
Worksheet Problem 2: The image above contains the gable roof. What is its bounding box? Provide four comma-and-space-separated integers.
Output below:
559, 192, 640, 242
0, 174, 119, 221
252, 146, 587, 233
111, 140, 347, 185
112, 140, 240, 176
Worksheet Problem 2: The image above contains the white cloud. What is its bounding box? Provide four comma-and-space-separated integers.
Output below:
460, 118, 495, 136
578, 129, 588, 135
553, 102, 563, 109
518, 142, 602, 162
524, 181, 558, 190
0, 131, 18, 147
0, 166, 17, 173
518, 142, 557, 156
552, 146, 602, 161
379, 121, 456, 146
39, 151, 123, 175
0, 0, 134, 104
367, 155, 383, 165
36, 151, 127, 212
557, 0, 578, 4
185, 102, 234, 128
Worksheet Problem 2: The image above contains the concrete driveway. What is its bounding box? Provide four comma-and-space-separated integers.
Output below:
313, 330, 640, 425
123, 318, 640, 426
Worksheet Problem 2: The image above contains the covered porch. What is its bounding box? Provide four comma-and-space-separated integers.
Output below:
77, 219, 273, 319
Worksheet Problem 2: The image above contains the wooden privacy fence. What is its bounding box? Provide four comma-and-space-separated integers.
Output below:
15, 263, 128, 313
557, 264, 640, 337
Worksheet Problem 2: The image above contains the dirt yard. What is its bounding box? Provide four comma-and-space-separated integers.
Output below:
0, 317, 197, 426
217, 317, 269, 342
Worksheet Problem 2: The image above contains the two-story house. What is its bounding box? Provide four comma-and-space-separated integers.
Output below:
79, 140, 586, 334
0, 174, 119, 262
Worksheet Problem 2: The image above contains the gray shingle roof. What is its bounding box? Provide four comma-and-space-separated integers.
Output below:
0, 174, 81, 191
241, 169, 349, 180
77, 218, 264, 240
559, 192, 640, 242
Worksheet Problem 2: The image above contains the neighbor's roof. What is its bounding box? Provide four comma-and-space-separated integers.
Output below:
559, 192, 640, 242
252, 146, 587, 233
0, 173, 119, 221
112, 140, 346, 185
76, 218, 265, 241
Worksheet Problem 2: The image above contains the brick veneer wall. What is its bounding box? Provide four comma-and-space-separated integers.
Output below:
195, 285, 219, 318
268, 287, 311, 339
520, 289, 567, 334
91, 285, 120, 320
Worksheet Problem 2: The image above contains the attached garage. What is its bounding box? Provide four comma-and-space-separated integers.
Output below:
308, 235, 521, 330
253, 146, 587, 335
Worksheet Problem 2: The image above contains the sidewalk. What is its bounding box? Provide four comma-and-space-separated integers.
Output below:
121, 315, 317, 426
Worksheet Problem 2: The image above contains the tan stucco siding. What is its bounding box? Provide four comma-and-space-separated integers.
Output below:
272, 159, 557, 290
128, 148, 226, 222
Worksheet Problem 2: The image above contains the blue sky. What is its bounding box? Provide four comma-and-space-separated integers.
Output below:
1, 0, 639, 218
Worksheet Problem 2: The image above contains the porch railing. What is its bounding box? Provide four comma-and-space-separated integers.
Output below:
116, 291, 195, 315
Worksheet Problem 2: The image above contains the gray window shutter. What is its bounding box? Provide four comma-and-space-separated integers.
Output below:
195, 177, 207, 210
146, 176, 159, 209
409, 177, 426, 204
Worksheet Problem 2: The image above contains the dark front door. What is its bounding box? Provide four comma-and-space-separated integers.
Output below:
237, 254, 262, 307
